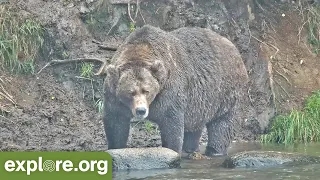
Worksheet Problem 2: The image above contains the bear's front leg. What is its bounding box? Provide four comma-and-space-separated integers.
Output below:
103, 110, 131, 149
157, 111, 184, 154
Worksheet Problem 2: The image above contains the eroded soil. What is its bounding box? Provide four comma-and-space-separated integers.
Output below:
0, 0, 319, 152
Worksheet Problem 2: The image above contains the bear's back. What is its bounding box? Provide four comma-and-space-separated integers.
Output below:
168, 27, 249, 131
170, 27, 247, 79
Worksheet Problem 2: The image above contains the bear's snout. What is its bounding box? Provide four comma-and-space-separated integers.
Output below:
133, 105, 149, 119
136, 107, 147, 116
131, 94, 149, 119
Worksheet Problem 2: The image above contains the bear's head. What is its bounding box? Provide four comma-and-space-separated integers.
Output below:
105, 59, 167, 119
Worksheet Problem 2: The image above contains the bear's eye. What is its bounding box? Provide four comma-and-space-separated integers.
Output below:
142, 89, 149, 94
129, 90, 136, 96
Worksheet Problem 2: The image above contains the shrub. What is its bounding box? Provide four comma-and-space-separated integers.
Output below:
0, 5, 44, 74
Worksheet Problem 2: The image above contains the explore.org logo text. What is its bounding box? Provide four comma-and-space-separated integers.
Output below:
0, 152, 112, 179
4, 157, 108, 175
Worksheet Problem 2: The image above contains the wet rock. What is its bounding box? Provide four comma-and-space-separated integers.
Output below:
107, 147, 181, 171
110, 0, 146, 4
86, 0, 94, 4
0, 0, 9, 4
222, 151, 320, 168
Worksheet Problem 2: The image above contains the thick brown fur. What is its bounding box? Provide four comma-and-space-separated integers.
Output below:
103, 25, 250, 156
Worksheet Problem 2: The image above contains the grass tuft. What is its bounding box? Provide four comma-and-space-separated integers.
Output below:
260, 90, 320, 145
144, 120, 153, 133
129, 22, 136, 32
80, 63, 94, 79
304, 3, 320, 54
94, 98, 103, 113
0, 5, 44, 74
143, 120, 159, 134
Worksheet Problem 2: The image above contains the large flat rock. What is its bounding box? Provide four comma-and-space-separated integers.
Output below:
222, 150, 320, 168
110, 0, 147, 4
107, 147, 181, 171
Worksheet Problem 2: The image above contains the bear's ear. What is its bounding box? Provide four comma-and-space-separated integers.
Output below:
150, 60, 167, 83
105, 64, 119, 93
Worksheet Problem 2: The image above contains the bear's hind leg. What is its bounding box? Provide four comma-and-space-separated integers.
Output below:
205, 111, 236, 156
182, 130, 203, 153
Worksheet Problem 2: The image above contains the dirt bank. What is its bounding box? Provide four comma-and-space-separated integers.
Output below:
1, 0, 319, 152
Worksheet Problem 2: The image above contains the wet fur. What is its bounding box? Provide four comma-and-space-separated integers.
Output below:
103, 25, 250, 155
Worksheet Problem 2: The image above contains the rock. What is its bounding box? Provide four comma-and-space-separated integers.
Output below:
86, 0, 94, 4
222, 151, 320, 168
67, 3, 75, 8
110, 0, 146, 4
79, 3, 90, 14
0, 0, 9, 4
107, 147, 181, 171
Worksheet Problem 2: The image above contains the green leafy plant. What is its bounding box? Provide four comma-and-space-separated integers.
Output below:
0, 5, 44, 74
80, 63, 94, 79
144, 120, 155, 134
260, 90, 320, 145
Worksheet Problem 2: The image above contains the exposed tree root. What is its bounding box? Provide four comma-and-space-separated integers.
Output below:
275, 69, 292, 86
97, 45, 118, 51
37, 39, 121, 76
92, 39, 119, 51
251, 35, 279, 59
128, 0, 140, 23
274, 80, 290, 98
0, 77, 16, 105
74, 76, 96, 81
254, 0, 266, 12
37, 58, 110, 76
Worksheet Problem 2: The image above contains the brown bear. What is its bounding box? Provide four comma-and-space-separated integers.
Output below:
103, 25, 249, 156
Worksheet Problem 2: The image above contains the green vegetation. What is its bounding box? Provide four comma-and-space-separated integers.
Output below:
0, 5, 44, 74
80, 62, 94, 79
129, 22, 136, 32
144, 120, 153, 133
94, 98, 103, 113
305, 4, 320, 54
79, 62, 103, 113
62, 51, 69, 59
261, 90, 320, 145
144, 120, 158, 134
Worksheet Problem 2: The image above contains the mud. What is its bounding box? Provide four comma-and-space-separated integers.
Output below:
1, 0, 320, 152
0, 69, 105, 151
0, 66, 165, 151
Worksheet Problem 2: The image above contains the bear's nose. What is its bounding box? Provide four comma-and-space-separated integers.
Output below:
136, 107, 146, 116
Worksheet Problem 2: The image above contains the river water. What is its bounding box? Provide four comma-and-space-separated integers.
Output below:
113, 142, 320, 180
